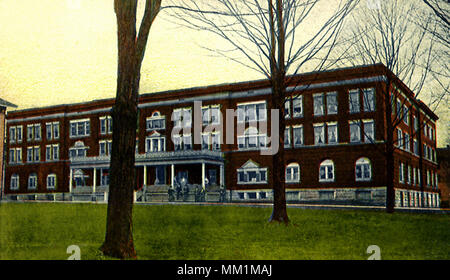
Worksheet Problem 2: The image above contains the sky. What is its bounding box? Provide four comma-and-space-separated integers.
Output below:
0, 0, 448, 146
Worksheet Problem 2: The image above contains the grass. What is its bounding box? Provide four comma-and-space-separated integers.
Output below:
0, 202, 449, 260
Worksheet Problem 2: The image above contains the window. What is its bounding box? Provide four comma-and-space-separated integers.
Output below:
404, 133, 410, 152
100, 116, 113, 135
33, 146, 40, 162
397, 129, 403, 148
293, 126, 303, 147
202, 105, 221, 125
202, 132, 221, 151
238, 127, 267, 150
399, 162, 404, 183
349, 89, 360, 113
146, 111, 165, 131
363, 88, 375, 112
28, 173, 37, 190
313, 93, 324, 116
10, 174, 19, 190
314, 122, 337, 145
413, 167, 417, 186
46, 144, 59, 161
9, 148, 22, 164
319, 159, 334, 182
286, 163, 300, 183
403, 105, 409, 125
101, 169, 110, 186
284, 98, 291, 118
406, 164, 411, 184
293, 96, 303, 117
326, 92, 338, 114
314, 123, 325, 145
237, 102, 266, 123
327, 122, 338, 144
27, 124, 41, 141
355, 157, 371, 181
69, 141, 88, 158
414, 139, 419, 155
363, 120, 374, 143
349, 121, 361, 143
47, 174, 57, 189
99, 140, 113, 156
237, 160, 268, 184
9, 126, 22, 143
46, 122, 60, 140
173, 108, 192, 128
146, 134, 165, 153
70, 119, 90, 137
285, 127, 291, 148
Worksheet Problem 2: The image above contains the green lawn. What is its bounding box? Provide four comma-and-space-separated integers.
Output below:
0, 203, 448, 260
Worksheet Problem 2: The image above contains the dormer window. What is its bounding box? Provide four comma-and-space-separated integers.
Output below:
146, 111, 165, 131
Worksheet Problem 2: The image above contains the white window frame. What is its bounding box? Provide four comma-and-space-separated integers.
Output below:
313, 93, 324, 116
146, 135, 166, 153
100, 116, 113, 135
293, 125, 304, 147
28, 173, 38, 190
70, 119, 90, 138
237, 161, 268, 185
47, 174, 57, 189
319, 159, 335, 182
363, 88, 375, 112
327, 122, 338, 144
349, 89, 360, 113
314, 123, 325, 145
10, 174, 20, 190
349, 121, 361, 143
363, 120, 375, 143
355, 157, 372, 182
292, 95, 303, 118
286, 163, 300, 183
146, 111, 165, 131
237, 101, 267, 123
326, 91, 338, 115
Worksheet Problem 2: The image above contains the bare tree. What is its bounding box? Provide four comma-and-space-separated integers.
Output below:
163, 0, 357, 224
334, 0, 445, 212
101, 0, 161, 259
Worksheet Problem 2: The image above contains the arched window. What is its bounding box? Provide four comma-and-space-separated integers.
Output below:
355, 157, 372, 181
319, 159, 334, 182
69, 141, 88, 158
10, 174, 19, 190
47, 174, 57, 189
28, 173, 37, 190
146, 111, 165, 131
286, 163, 300, 183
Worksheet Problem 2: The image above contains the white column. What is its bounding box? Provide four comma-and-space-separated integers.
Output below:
220, 164, 224, 187
171, 164, 175, 188
69, 168, 73, 193
93, 168, 97, 194
143, 165, 148, 187
202, 162, 206, 190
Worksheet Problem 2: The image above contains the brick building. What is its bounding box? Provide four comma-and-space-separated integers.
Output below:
3, 64, 441, 207
437, 147, 450, 208
0, 98, 17, 200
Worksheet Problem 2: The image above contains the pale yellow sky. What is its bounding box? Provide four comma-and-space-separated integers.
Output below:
0, 0, 448, 146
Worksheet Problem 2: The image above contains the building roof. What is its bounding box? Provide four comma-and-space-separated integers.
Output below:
0, 98, 17, 108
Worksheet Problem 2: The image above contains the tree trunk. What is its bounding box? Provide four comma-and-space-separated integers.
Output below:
269, 81, 289, 224
268, 0, 289, 224
101, 0, 141, 259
